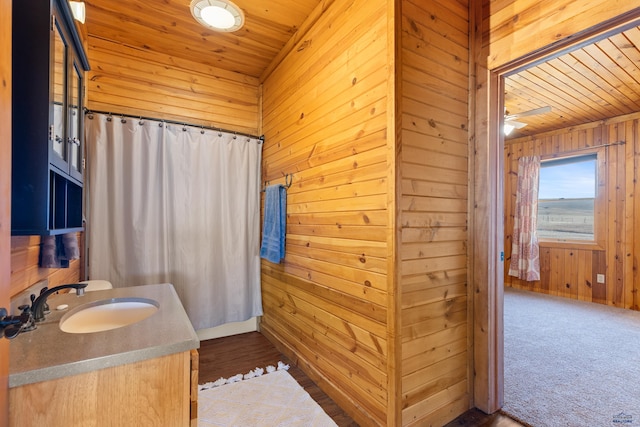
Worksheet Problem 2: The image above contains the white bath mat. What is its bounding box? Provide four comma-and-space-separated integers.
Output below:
198, 364, 338, 427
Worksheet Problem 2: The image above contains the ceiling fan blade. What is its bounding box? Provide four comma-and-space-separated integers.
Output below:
505, 106, 552, 121
505, 120, 528, 129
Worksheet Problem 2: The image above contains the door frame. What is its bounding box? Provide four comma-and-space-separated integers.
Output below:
1, 0, 12, 423
473, 7, 640, 414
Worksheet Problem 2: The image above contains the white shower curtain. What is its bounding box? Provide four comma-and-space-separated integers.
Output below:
85, 113, 263, 330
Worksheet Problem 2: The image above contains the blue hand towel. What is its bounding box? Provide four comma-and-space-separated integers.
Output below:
260, 184, 287, 263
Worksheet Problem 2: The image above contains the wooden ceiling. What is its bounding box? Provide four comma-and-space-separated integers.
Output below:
504, 25, 640, 140
83, 0, 322, 79
83, 1, 640, 139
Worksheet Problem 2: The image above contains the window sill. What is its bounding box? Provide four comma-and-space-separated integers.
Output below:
538, 240, 604, 251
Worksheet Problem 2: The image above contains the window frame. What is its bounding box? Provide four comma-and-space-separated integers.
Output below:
537, 147, 606, 250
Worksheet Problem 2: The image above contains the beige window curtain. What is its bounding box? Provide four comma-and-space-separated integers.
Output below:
85, 113, 263, 330
508, 156, 541, 281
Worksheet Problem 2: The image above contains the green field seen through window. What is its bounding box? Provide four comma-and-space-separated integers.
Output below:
537, 155, 596, 241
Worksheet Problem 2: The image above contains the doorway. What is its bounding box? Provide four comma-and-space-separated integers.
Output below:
494, 12, 640, 424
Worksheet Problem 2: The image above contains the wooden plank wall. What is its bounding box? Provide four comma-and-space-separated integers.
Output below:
10, 235, 83, 297
85, 36, 260, 136
82, 32, 262, 288
399, 0, 470, 425
505, 112, 640, 310
258, 0, 391, 425
483, 0, 640, 70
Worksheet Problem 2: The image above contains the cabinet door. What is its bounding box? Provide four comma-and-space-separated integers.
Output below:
68, 60, 83, 182
50, 16, 69, 174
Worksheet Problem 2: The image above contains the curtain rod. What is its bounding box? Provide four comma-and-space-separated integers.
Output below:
84, 108, 264, 142
540, 140, 625, 157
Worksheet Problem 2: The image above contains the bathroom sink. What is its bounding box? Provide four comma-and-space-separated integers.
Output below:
59, 298, 159, 333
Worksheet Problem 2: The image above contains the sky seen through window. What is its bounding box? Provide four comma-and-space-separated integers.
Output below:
539, 158, 596, 199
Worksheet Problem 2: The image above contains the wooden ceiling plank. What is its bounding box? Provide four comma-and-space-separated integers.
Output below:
507, 71, 602, 125
580, 43, 640, 110
85, 0, 323, 79
552, 54, 629, 117
86, 0, 307, 41
535, 61, 617, 115
609, 31, 640, 88
522, 62, 619, 122
567, 49, 640, 114
610, 32, 640, 72
82, 0, 638, 138
622, 27, 640, 51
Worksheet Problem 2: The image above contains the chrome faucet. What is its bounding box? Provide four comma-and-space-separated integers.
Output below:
31, 283, 88, 322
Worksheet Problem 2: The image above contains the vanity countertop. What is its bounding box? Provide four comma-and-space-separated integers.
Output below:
9, 283, 199, 388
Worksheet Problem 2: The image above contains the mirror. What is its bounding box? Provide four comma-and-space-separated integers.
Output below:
52, 19, 67, 162
69, 62, 82, 173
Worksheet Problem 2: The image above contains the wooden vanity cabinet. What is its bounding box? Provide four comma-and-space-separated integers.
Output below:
11, 0, 90, 235
9, 350, 197, 426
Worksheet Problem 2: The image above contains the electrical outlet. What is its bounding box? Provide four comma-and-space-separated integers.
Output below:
597, 274, 605, 284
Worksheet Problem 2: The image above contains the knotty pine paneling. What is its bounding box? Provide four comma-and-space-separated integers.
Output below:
505, 112, 640, 311
259, 0, 390, 425
86, 36, 260, 136
83, 0, 322, 80
261, 0, 473, 424
400, 0, 470, 425
483, 0, 640, 69
10, 235, 82, 298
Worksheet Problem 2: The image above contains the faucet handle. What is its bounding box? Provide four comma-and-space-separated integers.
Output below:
36, 288, 51, 314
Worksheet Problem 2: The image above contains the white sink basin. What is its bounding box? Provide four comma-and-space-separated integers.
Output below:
59, 298, 159, 334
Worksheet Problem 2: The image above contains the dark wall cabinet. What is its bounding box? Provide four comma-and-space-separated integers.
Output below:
12, 0, 90, 235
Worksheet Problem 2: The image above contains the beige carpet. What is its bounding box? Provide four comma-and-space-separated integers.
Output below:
198, 366, 338, 427
503, 287, 640, 426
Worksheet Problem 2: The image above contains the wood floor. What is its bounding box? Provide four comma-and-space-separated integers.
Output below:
197, 331, 524, 427
198, 331, 359, 427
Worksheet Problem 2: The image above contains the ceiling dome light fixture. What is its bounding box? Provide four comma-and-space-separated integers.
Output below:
190, 0, 244, 32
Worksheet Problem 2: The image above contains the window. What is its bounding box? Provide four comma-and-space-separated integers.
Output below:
537, 154, 597, 241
